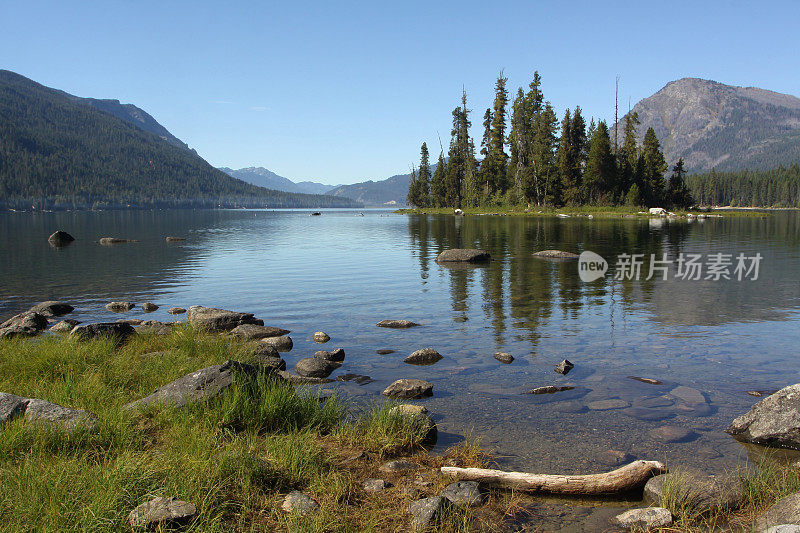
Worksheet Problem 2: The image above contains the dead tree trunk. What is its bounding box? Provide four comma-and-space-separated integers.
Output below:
440, 460, 666, 496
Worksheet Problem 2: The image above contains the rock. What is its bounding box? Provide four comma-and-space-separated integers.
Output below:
124, 360, 265, 411
441, 481, 483, 507
23, 398, 99, 432
757, 494, 800, 531
117, 318, 144, 326
597, 450, 637, 467
137, 320, 173, 335
410, 496, 449, 531
49, 319, 81, 333
494, 352, 514, 364
649, 425, 698, 443
532, 250, 579, 259
105, 301, 135, 312
313, 331, 330, 343
99, 237, 136, 245
252, 354, 286, 371
376, 349, 395, 355
259, 335, 293, 352
336, 373, 372, 385
727, 384, 800, 449
186, 305, 263, 332
315, 348, 345, 363
526, 386, 575, 395
47, 230, 74, 246
404, 348, 443, 365
377, 319, 421, 328
141, 302, 159, 312
676, 401, 714, 417
128, 496, 197, 529
383, 379, 433, 400
614, 507, 673, 529
764, 526, 800, 533
645, 473, 743, 515
379, 460, 423, 473
551, 400, 587, 413
363, 478, 391, 493
252, 343, 280, 357
281, 491, 320, 515
435, 249, 490, 263
747, 390, 779, 398
70, 322, 136, 344
633, 396, 675, 408
649, 207, 667, 216
276, 371, 334, 384
629, 376, 663, 385
230, 323, 290, 340
167, 307, 186, 315
0, 311, 49, 338
28, 301, 74, 317
0, 393, 29, 424
621, 407, 675, 422
388, 404, 437, 444
554, 359, 574, 375
670, 385, 706, 405
165, 236, 185, 242
294, 358, 340, 379
587, 399, 630, 410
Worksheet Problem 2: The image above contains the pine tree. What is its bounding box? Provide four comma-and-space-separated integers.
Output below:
556, 109, 575, 203
406, 165, 419, 207
535, 102, 560, 205
417, 142, 431, 207
583, 121, 616, 204
508, 87, 531, 205
641, 127, 667, 206
429, 151, 447, 207
445, 91, 477, 208
487, 73, 509, 196
667, 158, 693, 208
619, 111, 640, 201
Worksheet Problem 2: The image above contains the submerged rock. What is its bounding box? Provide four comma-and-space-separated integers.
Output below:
727, 384, 800, 449
404, 348, 443, 365
629, 376, 663, 385
377, 319, 420, 328
128, 496, 197, 529
597, 450, 637, 467
186, 305, 263, 332
587, 399, 630, 411
376, 349, 395, 355
47, 230, 75, 247
336, 373, 372, 385
532, 250, 579, 259
165, 236, 185, 242
383, 379, 433, 399
105, 301, 135, 312
526, 385, 574, 395
435, 249, 490, 263
98, 237, 136, 245
649, 425, 698, 443
494, 352, 514, 364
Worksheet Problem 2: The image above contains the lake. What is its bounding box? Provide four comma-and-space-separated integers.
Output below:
2, 208, 800, 526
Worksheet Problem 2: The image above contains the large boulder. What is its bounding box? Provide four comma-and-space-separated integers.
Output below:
0, 392, 98, 432
0, 311, 49, 338
614, 507, 673, 529
186, 306, 263, 332
128, 496, 197, 529
755, 493, 800, 531
70, 322, 136, 344
294, 358, 340, 378
315, 348, 345, 363
404, 348, 443, 365
28, 301, 74, 317
435, 249, 490, 263
259, 335, 293, 352
124, 360, 267, 411
383, 379, 433, 399
230, 323, 289, 340
727, 384, 800, 448
410, 496, 449, 531
47, 230, 75, 247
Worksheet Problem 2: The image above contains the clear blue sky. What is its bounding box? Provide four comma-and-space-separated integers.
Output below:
3, 0, 799, 185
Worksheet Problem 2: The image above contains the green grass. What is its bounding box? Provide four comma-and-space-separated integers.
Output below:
0, 326, 492, 532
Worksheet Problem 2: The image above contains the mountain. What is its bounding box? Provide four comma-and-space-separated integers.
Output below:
612, 77, 800, 173
218, 167, 340, 196
327, 162, 442, 207
0, 70, 361, 209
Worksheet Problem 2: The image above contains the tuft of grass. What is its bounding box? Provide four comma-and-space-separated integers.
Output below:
338, 400, 430, 457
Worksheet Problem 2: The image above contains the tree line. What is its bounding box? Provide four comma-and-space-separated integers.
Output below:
408, 71, 693, 209
687, 165, 800, 207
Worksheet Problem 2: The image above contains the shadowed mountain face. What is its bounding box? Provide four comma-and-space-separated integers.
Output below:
218, 167, 339, 195
327, 163, 441, 207
612, 78, 800, 173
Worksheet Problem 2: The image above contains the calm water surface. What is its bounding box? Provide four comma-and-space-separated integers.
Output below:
2, 208, 799, 530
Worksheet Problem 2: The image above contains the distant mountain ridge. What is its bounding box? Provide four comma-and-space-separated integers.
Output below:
612, 77, 800, 173
0, 70, 361, 209
218, 167, 340, 195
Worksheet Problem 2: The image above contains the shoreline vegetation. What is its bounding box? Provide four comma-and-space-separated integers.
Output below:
395, 205, 777, 218
1, 303, 800, 530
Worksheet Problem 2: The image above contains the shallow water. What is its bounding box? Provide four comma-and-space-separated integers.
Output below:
2, 208, 799, 529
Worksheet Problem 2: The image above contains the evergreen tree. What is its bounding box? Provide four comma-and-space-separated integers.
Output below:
407, 166, 419, 207
619, 111, 641, 201
534, 102, 560, 205
415, 142, 431, 207
445, 91, 477, 207
556, 109, 574, 203
486, 73, 509, 197
667, 158, 693, 208
583, 121, 616, 204
429, 151, 447, 207
508, 87, 532, 205
640, 127, 667, 206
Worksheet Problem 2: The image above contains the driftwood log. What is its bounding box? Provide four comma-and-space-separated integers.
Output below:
441, 460, 667, 496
